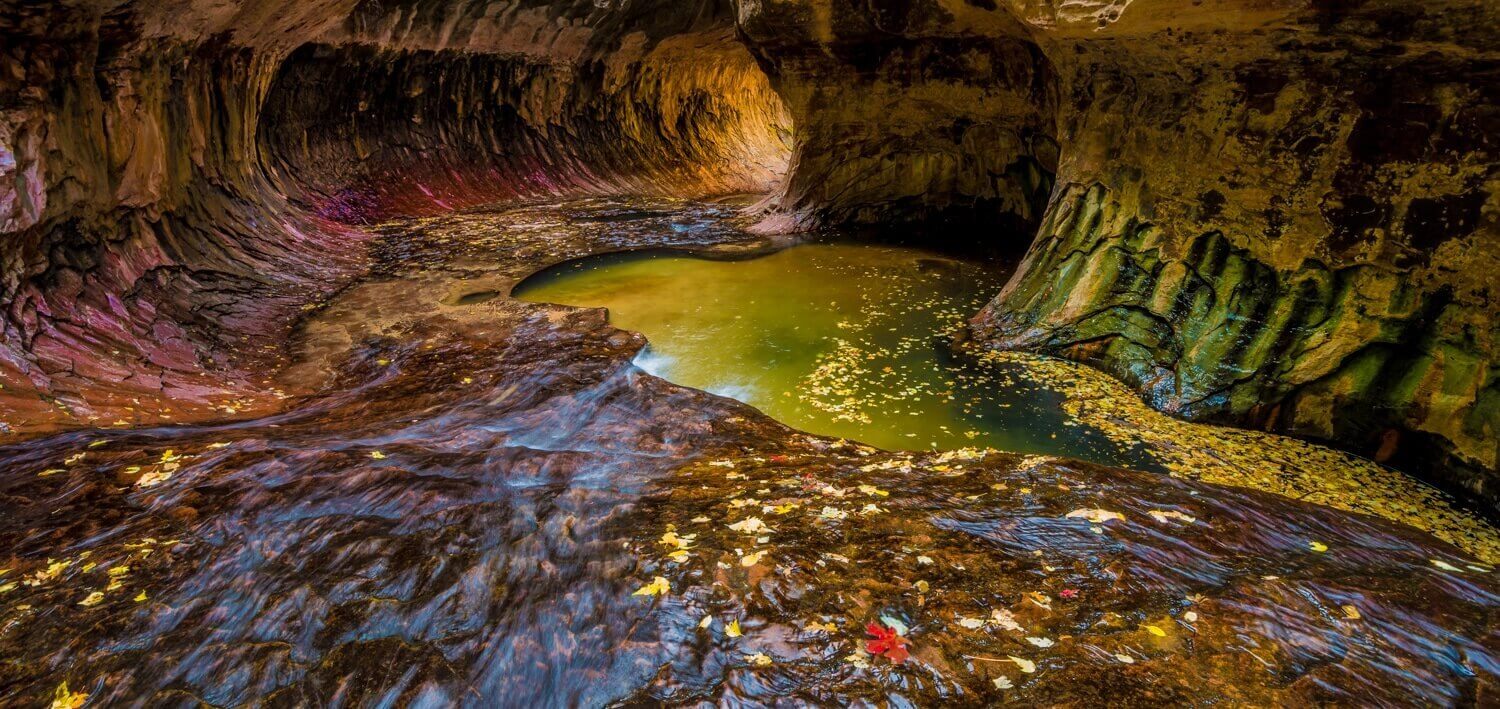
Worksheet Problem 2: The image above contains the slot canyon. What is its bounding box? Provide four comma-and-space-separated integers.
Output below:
1, 0, 1497, 705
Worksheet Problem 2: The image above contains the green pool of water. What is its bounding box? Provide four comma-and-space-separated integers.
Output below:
514, 243, 1154, 467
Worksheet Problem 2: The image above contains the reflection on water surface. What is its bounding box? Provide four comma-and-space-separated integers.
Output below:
0, 198, 1495, 706
515, 244, 1155, 469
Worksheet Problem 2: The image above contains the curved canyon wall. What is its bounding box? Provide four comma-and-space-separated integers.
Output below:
732, 0, 1496, 509
0, 0, 790, 436
1, 0, 1496, 507
967, 0, 1499, 509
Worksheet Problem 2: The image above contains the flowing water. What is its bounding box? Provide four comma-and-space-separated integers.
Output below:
514, 245, 1156, 470
0, 197, 1495, 706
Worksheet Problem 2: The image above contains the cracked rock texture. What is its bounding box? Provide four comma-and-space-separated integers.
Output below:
1, 0, 1497, 508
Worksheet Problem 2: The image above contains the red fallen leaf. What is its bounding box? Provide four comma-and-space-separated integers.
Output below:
770, 455, 789, 463
1060, 589, 1079, 599
866, 622, 910, 664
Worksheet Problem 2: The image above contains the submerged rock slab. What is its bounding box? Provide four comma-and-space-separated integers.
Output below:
0, 199, 1493, 706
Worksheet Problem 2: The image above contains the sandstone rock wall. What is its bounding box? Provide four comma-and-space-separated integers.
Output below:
728, 0, 1497, 507
0, 0, 788, 435
970, 0, 1499, 508
1, 0, 1495, 508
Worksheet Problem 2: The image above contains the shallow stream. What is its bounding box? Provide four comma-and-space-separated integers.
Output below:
1, 198, 1495, 706
515, 244, 1154, 469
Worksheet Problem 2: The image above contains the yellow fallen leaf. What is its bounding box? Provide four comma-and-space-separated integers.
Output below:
727, 517, 770, 534
1341, 604, 1361, 620
1065, 509, 1126, 524
659, 531, 695, 550
746, 652, 773, 667
1308, 541, 1328, 553
370, 451, 387, 460
741, 551, 767, 567
51, 681, 88, 709
1008, 656, 1036, 673
726, 619, 742, 638
107, 565, 130, 577
1144, 625, 1166, 637
134, 590, 148, 602
78, 591, 104, 607
632, 576, 670, 597
1115, 653, 1136, 664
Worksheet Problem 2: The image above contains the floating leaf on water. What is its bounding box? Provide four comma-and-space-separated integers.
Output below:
857, 484, 889, 497
990, 609, 1023, 632
1115, 653, 1136, 664
866, 622, 910, 663
1025, 636, 1054, 648
51, 681, 88, 709
726, 619, 742, 638
699, 615, 714, 629
958, 616, 986, 630
741, 550, 767, 567
746, 652, 773, 667
1341, 604, 1361, 620
370, 451, 387, 460
78, 591, 104, 607
1308, 541, 1328, 553
844, 648, 872, 669
993, 676, 1013, 689
1065, 509, 1126, 524
38, 469, 65, 477
819, 506, 848, 521
728, 517, 771, 534
1147, 510, 1197, 525
134, 590, 147, 602
1184, 611, 1198, 622
1008, 656, 1036, 673
659, 531, 695, 550
631, 576, 670, 597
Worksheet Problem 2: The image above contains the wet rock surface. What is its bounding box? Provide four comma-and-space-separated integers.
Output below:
3, 0, 1496, 508
0, 199, 1495, 706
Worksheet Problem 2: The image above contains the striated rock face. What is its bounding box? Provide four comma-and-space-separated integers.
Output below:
0, 0, 789, 436
0, 0, 1496, 504
962, 1, 1500, 509
721, 0, 1498, 506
